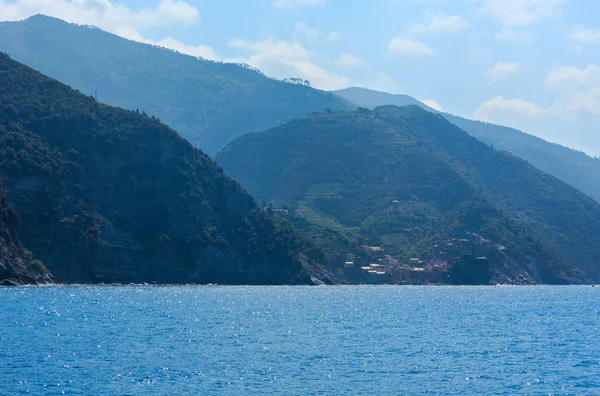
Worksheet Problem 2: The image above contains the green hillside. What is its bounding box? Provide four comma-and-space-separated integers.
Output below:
0, 53, 326, 285
218, 106, 600, 284
0, 15, 354, 155
334, 87, 600, 203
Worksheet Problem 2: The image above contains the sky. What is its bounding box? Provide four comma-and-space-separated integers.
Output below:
0, 0, 599, 156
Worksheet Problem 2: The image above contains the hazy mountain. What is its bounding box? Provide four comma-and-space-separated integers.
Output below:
0, 15, 354, 155
334, 88, 424, 109
0, 53, 328, 285
334, 87, 600, 203
0, 179, 51, 285
218, 106, 600, 284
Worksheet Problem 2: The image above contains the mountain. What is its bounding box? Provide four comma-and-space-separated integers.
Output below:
334, 88, 423, 109
217, 106, 600, 284
0, 179, 52, 285
334, 87, 600, 203
0, 15, 354, 155
0, 52, 329, 285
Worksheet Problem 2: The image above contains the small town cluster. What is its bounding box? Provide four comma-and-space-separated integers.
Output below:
269, 206, 495, 284
335, 238, 492, 285
334, 245, 450, 284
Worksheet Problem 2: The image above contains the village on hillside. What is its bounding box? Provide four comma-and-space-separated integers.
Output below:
335, 239, 492, 285
267, 205, 495, 285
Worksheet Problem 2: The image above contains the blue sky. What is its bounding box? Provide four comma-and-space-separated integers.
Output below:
1, 0, 599, 155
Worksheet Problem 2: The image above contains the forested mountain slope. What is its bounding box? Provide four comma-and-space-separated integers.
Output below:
0, 15, 354, 155
218, 106, 600, 284
0, 53, 325, 285
334, 87, 600, 203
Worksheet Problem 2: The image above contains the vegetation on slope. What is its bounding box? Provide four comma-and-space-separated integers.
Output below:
334, 87, 600, 203
0, 15, 354, 155
0, 179, 51, 285
0, 53, 326, 285
218, 106, 600, 284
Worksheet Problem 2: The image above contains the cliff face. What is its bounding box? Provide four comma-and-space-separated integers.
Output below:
0, 53, 325, 285
0, 180, 51, 285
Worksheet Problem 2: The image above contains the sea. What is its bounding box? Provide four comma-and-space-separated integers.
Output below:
1, 285, 599, 395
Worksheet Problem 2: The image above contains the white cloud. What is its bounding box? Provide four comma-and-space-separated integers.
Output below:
335, 53, 364, 68
153, 0, 198, 25
372, 73, 396, 92
495, 27, 532, 42
229, 38, 307, 60
486, 62, 521, 81
273, 0, 326, 9
548, 94, 600, 121
568, 27, 600, 44
545, 65, 600, 92
388, 37, 432, 57
410, 12, 468, 35
475, 65, 600, 155
0, 0, 218, 59
545, 65, 600, 120
421, 100, 443, 111
326, 31, 340, 42
475, 95, 600, 154
495, 27, 517, 40
228, 37, 350, 90
475, 96, 545, 134
477, 0, 565, 27
293, 21, 338, 43
477, 65, 600, 131
0, 0, 200, 35
294, 21, 320, 42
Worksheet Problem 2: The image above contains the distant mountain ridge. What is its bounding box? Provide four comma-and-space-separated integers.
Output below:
218, 106, 600, 284
0, 53, 327, 285
0, 15, 354, 155
334, 87, 600, 203
3, 15, 597, 207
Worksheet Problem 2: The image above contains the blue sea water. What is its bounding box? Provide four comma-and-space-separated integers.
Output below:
1, 286, 599, 395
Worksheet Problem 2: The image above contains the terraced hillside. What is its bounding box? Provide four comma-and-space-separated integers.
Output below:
218, 106, 600, 284
334, 87, 600, 203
